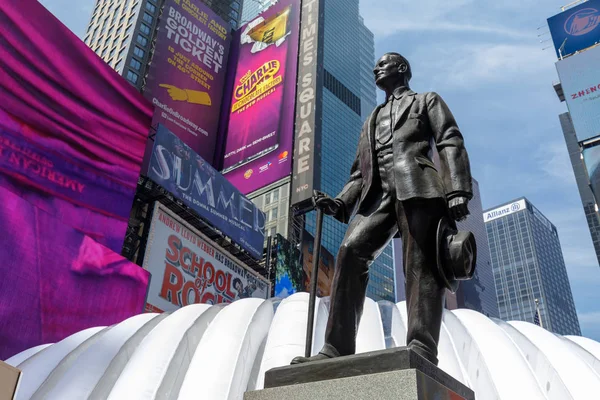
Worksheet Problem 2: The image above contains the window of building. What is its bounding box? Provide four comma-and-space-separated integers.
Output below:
129, 58, 142, 71
270, 208, 278, 221
145, 1, 157, 13
137, 34, 148, 46
140, 23, 151, 35
269, 227, 276, 237
126, 70, 139, 84
133, 46, 145, 58
143, 12, 153, 24
272, 190, 279, 202
231, 1, 240, 10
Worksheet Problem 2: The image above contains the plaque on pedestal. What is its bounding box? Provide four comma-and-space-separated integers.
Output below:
245, 347, 474, 400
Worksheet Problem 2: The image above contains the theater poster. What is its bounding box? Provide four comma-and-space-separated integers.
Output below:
143, 203, 270, 312
220, 0, 300, 194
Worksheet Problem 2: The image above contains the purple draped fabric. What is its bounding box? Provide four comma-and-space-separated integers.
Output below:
0, 1, 154, 359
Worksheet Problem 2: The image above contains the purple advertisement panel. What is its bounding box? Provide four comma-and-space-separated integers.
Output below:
221, 0, 300, 194
145, 0, 231, 165
148, 125, 266, 259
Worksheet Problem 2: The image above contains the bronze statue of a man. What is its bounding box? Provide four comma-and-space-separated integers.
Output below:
292, 52, 476, 366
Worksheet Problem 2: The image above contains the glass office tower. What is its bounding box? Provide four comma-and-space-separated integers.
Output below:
485, 197, 581, 335
84, 0, 243, 90
304, 0, 394, 301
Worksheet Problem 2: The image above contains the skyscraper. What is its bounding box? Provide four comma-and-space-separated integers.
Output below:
240, 0, 277, 25
302, 0, 393, 302
393, 178, 499, 318
555, 104, 600, 266
84, 0, 243, 90
485, 197, 581, 336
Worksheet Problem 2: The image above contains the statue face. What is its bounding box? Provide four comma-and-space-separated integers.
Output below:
373, 54, 407, 89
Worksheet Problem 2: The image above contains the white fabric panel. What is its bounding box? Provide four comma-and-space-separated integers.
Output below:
4, 344, 52, 367
437, 320, 468, 386
252, 293, 314, 391
559, 337, 600, 378
566, 335, 600, 362
396, 301, 467, 385
310, 296, 330, 356
107, 304, 211, 400
16, 327, 105, 400
356, 298, 385, 354
178, 299, 272, 400
377, 301, 406, 348
442, 311, 500, 400
510, 321, 600, 398
39, 313, 158, 400
495, 319, 571, 400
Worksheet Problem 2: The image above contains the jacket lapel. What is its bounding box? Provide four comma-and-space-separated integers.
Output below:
392, 90, 416, 130
368, 105, 383, 151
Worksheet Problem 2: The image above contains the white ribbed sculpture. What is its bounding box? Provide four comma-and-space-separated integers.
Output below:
5, 293, 600, 399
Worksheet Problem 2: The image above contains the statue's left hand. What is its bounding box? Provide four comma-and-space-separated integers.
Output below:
448, 196, 469, 222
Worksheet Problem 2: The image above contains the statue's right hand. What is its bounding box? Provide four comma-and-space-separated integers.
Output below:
314, 192, 341, 216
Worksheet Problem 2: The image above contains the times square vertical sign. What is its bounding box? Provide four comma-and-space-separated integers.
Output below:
290, 0, 325, 211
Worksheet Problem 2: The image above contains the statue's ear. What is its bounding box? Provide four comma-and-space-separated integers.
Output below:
398, 63, 408, 74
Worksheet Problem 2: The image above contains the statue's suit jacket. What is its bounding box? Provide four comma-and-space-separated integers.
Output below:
335, 90, 473, 223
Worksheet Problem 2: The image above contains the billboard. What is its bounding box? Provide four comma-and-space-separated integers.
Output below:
143, 203, 270, 312
582, 138, 600, 205
548, 1, 600, 58
290, 0, 325, 208
220, 0, 301, 194
274, 231, 333, 298
145, 0, 231, 165
556, 45, 600, 141
148, 125, 266, 259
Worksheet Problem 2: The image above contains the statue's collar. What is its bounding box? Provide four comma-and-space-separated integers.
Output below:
392, 86, 410, 100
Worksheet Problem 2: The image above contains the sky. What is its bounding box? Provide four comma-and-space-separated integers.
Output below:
39, 0, 600, 341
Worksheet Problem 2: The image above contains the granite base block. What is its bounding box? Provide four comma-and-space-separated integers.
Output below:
245, 369, 470, 400
246, 347, 475, 400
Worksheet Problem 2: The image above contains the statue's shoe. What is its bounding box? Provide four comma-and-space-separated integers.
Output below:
290, 352, 334, 364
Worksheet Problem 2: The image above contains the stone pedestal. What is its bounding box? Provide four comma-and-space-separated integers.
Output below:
245, 347, 474, 400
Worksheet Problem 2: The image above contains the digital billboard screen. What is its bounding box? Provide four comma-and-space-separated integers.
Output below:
556, 45, 600, 141
143, 203, 270, 312
220, 0, 301, 194
274, 231, 333, 298
548, 0, 600, 58
145, 0, 231, 165
148, 124, 266, 259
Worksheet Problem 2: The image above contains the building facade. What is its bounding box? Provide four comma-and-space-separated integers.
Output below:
240, 0, 277, 25
485, 197, 581, 335
558, 111, 600, 266
84, 0, 242, 90
393, 179, 499, 318
301, 0, 394, 302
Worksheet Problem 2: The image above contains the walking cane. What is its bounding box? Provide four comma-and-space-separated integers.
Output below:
304, 192, 325, 358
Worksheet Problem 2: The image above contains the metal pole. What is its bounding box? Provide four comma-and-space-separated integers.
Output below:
305, 207, 324, 358
265, 235, 273, 300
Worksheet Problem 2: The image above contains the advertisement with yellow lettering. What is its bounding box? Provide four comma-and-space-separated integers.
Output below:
221, 0, 300, 194
144, 0, 231, 165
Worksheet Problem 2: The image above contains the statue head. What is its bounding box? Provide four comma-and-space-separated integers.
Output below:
373, 52, 411, 91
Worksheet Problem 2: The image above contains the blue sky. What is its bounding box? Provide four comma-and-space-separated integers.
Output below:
40, 0, 600, 340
